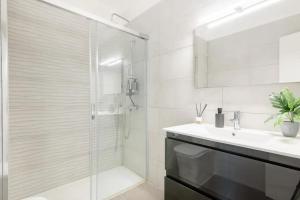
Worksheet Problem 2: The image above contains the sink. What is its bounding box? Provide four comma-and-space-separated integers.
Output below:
164, 123, 300, 159
205, 125, 274, 144
164, 123, 276, 146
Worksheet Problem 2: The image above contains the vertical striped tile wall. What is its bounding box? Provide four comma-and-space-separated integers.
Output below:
8, 0, 90, 199
96, 114, 123, 172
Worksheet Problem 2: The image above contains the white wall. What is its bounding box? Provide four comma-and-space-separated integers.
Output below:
41, 0, 113, 20
40, 0, 162, 23
128, 0, 300, 192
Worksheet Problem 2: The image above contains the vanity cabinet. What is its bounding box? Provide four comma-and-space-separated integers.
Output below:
165, 135, 300, 200
165, 177, 211, 200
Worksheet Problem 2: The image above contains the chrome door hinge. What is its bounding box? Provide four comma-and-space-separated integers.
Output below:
91, 104, 96, 120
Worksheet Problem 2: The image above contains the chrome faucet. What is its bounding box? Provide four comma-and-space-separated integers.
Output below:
230, 111, 241, 130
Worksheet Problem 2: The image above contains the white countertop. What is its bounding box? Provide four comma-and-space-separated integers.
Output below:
164, 123, 300, 160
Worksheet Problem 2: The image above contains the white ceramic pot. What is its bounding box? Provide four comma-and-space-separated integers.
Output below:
195, 117, 204, 124
281, 121, 299, 137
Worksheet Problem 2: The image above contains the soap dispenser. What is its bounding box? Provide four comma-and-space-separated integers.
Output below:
215, 108, 224, 128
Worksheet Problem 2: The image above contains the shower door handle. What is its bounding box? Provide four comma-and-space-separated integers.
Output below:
91, 104, 96, 120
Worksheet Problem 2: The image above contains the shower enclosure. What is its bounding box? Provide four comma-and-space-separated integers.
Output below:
1, 0, 148, 200
90, 21, 148, 200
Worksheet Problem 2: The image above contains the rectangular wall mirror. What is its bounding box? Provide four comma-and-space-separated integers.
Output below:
194, 0, 300, 88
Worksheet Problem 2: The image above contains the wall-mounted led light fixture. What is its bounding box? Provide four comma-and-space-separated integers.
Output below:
207, 0, 283, 28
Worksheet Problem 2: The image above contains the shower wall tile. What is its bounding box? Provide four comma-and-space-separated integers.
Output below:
157, 108, 194, 132
235, 112, 280, 132
8, 0, 90, 199
158, 79, 195, 109
127, 3, 160, 58
159, 47, 193, 82
148, 127, 165, 164
222, 83, 300, 114
148, 108, 160, 134
222, 85, 276, 114
123, 147, 146, 177
193, 88, 223, 111
148, 57, 160, 84
96, 97, 123, 172
129, 0, 300, 192
97, 147, 122, 171
148, 57, 160, 108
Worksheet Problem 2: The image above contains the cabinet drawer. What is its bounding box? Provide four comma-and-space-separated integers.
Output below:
165, 177, 211, 200
166, 138, 300, 200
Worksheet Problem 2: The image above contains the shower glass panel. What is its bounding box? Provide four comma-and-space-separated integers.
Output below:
90, 22, 147, 200
0, 0, 3, 198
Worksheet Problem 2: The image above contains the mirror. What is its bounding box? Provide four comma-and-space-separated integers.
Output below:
194, 0, 300, 88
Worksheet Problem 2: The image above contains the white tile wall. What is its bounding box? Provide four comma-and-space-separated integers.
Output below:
128, 0, 300, 192
8, 0, 90, 199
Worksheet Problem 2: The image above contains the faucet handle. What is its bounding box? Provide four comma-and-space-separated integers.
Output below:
234, 111, 240, 118
230, 111, 241, 130
230, 111, 240, 121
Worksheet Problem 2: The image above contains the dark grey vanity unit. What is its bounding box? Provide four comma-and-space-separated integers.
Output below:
165, 132, 300, 200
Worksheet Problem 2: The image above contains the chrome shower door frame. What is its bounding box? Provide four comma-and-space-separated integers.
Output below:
89, 21, 149, 200
1, 0, 8, 199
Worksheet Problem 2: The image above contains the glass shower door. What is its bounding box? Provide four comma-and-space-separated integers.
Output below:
90, 22, 147, 200
0, 0, 2, 197
0, 0, 5, 199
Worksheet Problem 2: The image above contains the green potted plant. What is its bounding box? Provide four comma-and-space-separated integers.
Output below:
266, 88, 300, 137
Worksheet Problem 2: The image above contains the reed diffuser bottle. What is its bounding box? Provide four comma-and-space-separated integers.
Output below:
195, 103, 207, 124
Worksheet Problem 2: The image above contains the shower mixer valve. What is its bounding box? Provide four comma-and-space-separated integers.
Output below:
126, 77, 139, 109
126, 77, 138, 96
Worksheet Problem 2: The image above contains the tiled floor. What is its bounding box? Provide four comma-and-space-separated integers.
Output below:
111, 184, 164, 200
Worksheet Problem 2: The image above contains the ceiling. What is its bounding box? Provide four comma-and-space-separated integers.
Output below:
45, 0, 162, 25
98, 0, 162, 21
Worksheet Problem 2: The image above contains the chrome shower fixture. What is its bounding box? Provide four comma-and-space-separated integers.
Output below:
126, 77, 138, 109
126, 77, 138, 96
